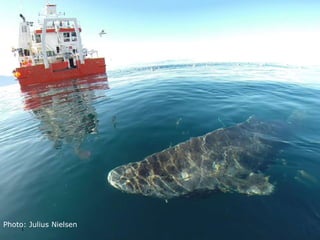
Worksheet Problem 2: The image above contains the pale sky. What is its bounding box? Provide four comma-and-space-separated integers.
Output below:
1, 0, 320, 75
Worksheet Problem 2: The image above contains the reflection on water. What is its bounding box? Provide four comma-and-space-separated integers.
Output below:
20, 74, 108, 158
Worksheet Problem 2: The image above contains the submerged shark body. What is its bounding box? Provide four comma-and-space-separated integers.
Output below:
107, 116, 285, 199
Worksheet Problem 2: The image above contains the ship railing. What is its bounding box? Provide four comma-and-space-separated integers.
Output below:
86, 49, 99, 58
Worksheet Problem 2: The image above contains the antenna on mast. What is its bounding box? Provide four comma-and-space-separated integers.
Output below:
19, 0, 24, 14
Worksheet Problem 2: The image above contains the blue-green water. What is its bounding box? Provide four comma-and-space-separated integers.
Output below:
1, 63, 320, 240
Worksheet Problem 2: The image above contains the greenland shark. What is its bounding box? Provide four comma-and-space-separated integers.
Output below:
107, 116, 286, 199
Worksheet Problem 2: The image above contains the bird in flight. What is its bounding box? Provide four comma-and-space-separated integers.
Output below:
99, 29, 107, 37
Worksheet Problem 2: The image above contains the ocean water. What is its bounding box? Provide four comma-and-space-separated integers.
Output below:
0, 62, 320, 240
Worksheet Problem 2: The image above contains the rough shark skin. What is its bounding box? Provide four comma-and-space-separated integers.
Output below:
107, 117, 282, 199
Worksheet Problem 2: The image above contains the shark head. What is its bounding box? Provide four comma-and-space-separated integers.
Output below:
107, 162, 158, 197
107, 164, 138, 194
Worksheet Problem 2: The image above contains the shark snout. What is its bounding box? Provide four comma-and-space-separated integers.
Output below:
107, 168, 123, 190
107, 166, 137, 193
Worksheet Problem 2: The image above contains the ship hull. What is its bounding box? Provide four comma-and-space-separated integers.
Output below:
15, 58, 106, 85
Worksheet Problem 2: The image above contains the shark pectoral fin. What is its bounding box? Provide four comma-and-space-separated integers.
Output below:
238, 172, 274, 195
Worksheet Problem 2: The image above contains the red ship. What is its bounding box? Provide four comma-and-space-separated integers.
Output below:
12, 4, 106, 85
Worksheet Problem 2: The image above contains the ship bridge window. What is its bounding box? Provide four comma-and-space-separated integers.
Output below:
18, 48, 30, 57
35, 34, 41, 43
46, 51, 55, 57
63, 32, 70, 42
18, 48, 23, 57
71, 32, 77, 41
24, 49, 30, 56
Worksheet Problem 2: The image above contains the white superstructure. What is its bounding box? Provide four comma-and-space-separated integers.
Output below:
16, 4, 95, 69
